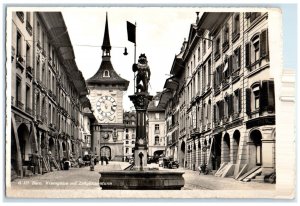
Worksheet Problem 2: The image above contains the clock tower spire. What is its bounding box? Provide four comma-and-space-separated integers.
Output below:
102, 12, 111, 59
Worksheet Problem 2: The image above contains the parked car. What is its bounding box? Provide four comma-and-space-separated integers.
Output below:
163, 157, 179, 169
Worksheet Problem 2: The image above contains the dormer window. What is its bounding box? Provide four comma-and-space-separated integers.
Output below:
103, 70, 110, 77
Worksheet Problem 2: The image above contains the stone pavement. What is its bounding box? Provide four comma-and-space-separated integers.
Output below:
9, 161, 275, 191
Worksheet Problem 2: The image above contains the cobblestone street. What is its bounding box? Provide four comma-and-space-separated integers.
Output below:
9, 161, 275, 191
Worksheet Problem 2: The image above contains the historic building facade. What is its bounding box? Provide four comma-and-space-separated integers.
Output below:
10, 12, 92, 179
159, 12, 275, 182
147, 92, 166, 157
86, 14, 129, 161
123, 111, 136, 160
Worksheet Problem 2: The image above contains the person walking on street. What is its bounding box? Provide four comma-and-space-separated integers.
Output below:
100, 156, 104, 165
32, 151, 40, 174
90, 156, 95, 171
105, 156, 109, 165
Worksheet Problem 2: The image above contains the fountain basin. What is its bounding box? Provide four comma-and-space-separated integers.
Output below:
99, 170, 185, 190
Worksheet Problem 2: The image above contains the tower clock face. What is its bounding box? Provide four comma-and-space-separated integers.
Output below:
96, 96, 117, 119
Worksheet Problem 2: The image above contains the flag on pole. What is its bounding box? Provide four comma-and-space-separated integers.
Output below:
127, 21, 136, 43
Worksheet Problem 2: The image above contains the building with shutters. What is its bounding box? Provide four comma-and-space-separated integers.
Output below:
10, 11, 93, 180
147, 92, 166, 158
159, 12, 275, 182
123, 111, 136, 161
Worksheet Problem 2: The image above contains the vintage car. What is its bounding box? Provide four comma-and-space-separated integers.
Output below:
162, 157, 179, 169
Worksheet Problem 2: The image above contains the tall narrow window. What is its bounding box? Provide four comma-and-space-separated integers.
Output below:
155, 136, 159, 145
203, 40, 206, 54
37, 22, 40, 44
16, 76, 21, 104
208, 60, 211, 87
155, 124, 160, 134
16, 31, 22, 58
26, 43, 30, 67
25, 85, 30, 109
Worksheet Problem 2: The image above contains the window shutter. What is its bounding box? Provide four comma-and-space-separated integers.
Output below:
268, 80, 275, 112
246, 88, 251, 116
239, 88, 242, 113
260, 29, 269, 58
228, 55, 233, 75
260, 80, 268, 113
245, 42, 251, 68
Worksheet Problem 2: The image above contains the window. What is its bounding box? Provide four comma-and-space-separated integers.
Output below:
207, 60, 211, 87
234, 89, 242, 115
198, 47, 201, 61
214, 37, 220, 60
155, 113, 160, 120
155, 136, 159, 145
246, 81, 275, 117
233, 47, 241, 72
245, 30, 269, 71
203, 39, 206, 54
202, 66, 206, 91
126, 128, 128, 133
125, 148, 129, 154
126, 141, 129, 144
37, 22, 40, 44
16, 76, 21, 104
155, 124, 160, 133
26, 43, 30, 67
25, 85, 30, 109
232, 14, 240, 39
48, 103, 52, 123
246, 12, 261, 24
48, 70, 51, 88
103, 70, 110, 77
132, 141, 135, 144
253, 86, 260, 110
126, 134, 129, 139
223, 24, 229, 45
16, 31, 22, 58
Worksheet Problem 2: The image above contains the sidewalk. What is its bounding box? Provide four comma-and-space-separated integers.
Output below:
177, 167, 276, 190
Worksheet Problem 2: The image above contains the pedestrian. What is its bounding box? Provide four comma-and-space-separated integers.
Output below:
100, 156, 104, 165
105, 156, 109, 165
90, 156, 95, 171
31, 151, 39, 174
94, 156, 97, 165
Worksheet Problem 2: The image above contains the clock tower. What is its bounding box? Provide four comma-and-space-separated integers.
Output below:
86, 13, 129, 160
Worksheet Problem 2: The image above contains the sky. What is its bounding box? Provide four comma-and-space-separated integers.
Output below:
62, 8, 197, 111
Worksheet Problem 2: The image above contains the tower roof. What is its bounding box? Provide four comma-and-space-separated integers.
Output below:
86, 13, 129, 90
101, 12, 111, 51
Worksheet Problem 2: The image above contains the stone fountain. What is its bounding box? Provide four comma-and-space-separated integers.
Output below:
99, 54, 184, 190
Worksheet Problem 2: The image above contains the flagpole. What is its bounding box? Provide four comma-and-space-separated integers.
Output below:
134, 22, 137, 94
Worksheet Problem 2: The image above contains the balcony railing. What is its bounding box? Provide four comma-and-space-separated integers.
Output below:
16, 101, 24, 110
222, 41, 229, 52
